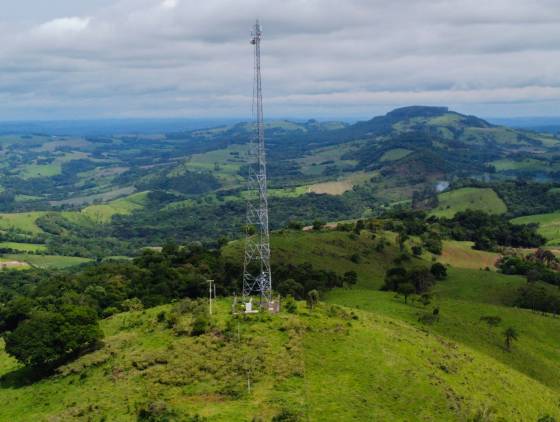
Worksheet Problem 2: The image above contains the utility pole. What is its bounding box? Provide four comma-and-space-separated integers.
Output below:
242, 19, 272, 306
208, 279, 214, 316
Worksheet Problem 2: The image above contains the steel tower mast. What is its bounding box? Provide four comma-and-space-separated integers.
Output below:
242, 20, 272, 304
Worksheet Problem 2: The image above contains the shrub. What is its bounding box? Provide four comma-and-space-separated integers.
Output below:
480, 315, 501, 327
4, 305, 102, 369
412, 245, 423, 256
191, 314, 211, 336
283, 296, 298, 314
430, 263, 447, 280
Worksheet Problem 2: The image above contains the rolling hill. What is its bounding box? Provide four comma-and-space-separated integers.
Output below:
2, 229, 560, 420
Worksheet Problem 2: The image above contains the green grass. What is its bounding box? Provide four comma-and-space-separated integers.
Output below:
431, 187, 507, 218
438, 240, 500, 270
491, 158, 546, 172
0, 242, 47, 252
81, 191, 148, 223
20, 163, 62, 179
2, 230, 560, 420
379, 148, 412, 162
2, 254, 91, 269
0, 212, 47, 234
512, 211, 560, 245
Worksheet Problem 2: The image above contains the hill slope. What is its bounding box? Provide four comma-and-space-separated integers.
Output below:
2, 230, 560, 420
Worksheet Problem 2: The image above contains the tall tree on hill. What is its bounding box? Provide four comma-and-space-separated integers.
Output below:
503, 327, 519, 352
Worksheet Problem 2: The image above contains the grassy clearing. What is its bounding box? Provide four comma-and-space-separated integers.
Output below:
437, 240, 500, 270
0, 242, 47, 252
20, 163, 62, 179
431, 187, 507, 218
81, 191, 148, 223
2, 254, 91, 269
2, 296, 559, 421
379, 148, 412, 162
511, 212, 560, 245
491, 158, 547, 172
0, 258, 30, 270
308, 180, 354, 195
223, 230, 404, 289
0, 212, 47, 234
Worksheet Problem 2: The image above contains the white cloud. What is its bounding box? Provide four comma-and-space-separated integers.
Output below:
0, 0, 558, 119
161, 0, 178, 10
36, 16, 91, 35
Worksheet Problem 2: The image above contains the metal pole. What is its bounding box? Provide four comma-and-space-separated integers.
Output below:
208, 279, 214, 316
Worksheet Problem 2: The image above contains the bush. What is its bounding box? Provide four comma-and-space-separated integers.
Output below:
312, 220, 325, 231
283, 296, 298, 314
271, 409, 302, 422
418, 313, 438, 325
4, 305, 102, 368
412, 245, 423, 256
191, 314, 211, 336
480, 315, 501, 327
430, 263, 447, 280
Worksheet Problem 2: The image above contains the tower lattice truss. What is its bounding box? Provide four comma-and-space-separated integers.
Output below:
242, 20, 272, 304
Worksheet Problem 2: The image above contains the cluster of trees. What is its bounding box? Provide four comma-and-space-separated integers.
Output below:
274, 263, 356, 299
515, 284, 560, 315
111, 192, 366, 247
497, 251, 560, 286
496, 250, 560, 314
0, 241, 352, 370
382, 263, 447, 302
440, 210, 545, 250
381, 210, 443, 255
457, 180, 560, 217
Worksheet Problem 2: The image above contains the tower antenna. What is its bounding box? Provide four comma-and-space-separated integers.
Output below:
242, 20, 272, 306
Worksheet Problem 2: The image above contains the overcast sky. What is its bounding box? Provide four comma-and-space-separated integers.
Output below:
0, 0, 559, 120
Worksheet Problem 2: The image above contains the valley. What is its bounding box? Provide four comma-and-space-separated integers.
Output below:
2, 107, 560, 420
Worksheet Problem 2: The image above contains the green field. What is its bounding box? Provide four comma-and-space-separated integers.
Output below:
438, 240, 500, 270
0, 242, 47, 252
379, 148, 412, 162
511, 211, 560, 245
2, 254, 92, 269
491, 158, 548, 172
80, 191, 148, 223
431, 187, 507, 218
2, 229, 560, 420
0, 212, 47, 234
20, 163, 62, 179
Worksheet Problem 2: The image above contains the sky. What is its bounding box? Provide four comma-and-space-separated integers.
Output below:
0, 0, 559, 120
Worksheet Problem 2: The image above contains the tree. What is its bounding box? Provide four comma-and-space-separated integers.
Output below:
4, 305, 102, 368
312, 220, 325, 231
409, 268, 435, 293
343, 271, 358, 288
277, 278, 304, 299
503, 327, 519, 351
412, 245, 423, 256
420, 293, 432, 307
397, 231, 409, 252
526, 269, 541, 284
283, 296, 298, 314
307, 290, 320, 309
480, 315, 502, 327
430, 263, 447, 280
287, 221, 303, 230
354, 219, 365, 234
397, 283, 415, 304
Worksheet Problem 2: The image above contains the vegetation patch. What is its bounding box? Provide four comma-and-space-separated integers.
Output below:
431, 187, 507, 218
379, 148, 412, 162
512, 212, 560, 245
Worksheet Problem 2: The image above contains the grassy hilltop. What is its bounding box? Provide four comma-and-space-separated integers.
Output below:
2, 229, 560, 421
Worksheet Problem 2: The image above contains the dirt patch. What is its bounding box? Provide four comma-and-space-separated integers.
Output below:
0, 260, 28, 269
308, 180, 353, 195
